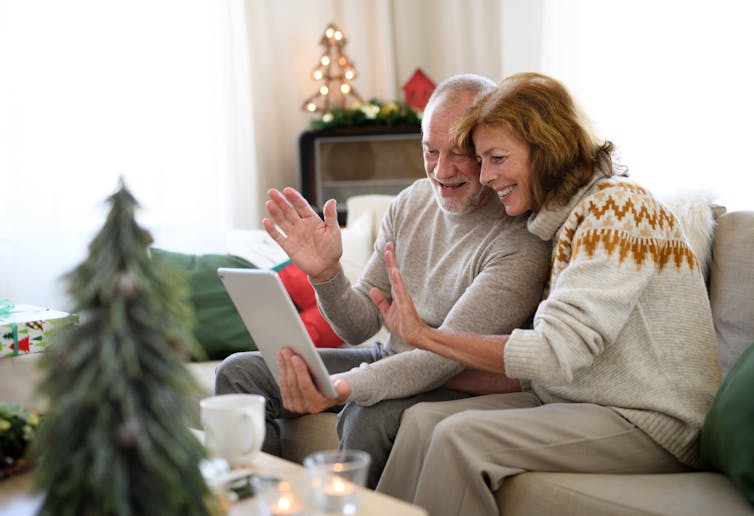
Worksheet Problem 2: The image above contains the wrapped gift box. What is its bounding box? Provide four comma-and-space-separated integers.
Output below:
0, 304, 78, 358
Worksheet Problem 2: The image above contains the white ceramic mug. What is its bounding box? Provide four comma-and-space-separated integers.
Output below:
200, 393, 266, 466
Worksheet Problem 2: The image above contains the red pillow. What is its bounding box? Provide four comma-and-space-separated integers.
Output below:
275, 261, 344, 348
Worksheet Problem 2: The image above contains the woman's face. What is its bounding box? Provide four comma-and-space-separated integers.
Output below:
473, 124, 534, 216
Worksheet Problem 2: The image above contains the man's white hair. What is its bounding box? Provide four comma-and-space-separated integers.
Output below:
421, 74, 496, 133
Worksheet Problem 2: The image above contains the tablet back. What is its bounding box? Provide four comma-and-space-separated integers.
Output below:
217, 267, 337, 398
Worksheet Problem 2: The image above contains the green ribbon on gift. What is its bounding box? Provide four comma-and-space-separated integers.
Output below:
0, 299, 18, 355
0, 299, 14, 317
10, 324, 18, 355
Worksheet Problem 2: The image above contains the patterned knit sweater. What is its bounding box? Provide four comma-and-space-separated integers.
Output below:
504, 175, 722, 467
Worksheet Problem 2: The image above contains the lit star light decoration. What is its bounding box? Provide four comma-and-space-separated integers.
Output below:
302, 23, 363, 115
301, 23, 423, 131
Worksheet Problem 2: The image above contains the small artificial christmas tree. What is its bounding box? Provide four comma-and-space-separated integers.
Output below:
33, 180, 213, 515
302, 22, 363, 114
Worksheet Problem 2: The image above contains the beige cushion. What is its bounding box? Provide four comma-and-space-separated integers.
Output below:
339, 213, 375, 284
497, 472, 754, 516
709, 211, 754, 376
659, 192, 718, 281
346, 194, 394, 240
185, 360, 221, 426
279, 412, 339, 464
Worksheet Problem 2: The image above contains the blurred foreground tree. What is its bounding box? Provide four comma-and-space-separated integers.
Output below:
33, 179, 214, 515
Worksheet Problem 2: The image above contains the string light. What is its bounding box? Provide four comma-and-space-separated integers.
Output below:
301, 23, 363, 115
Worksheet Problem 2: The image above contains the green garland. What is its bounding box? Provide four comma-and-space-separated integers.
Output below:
310, 98, 422, 131
0, 402, 40, 478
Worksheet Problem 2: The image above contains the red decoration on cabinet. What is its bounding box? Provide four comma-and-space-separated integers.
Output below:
402, 68, 436, 111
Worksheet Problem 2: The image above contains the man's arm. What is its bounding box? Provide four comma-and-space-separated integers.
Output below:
310, 190, 406, 346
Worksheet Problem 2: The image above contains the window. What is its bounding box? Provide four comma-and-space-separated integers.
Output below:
542, 0, 754, 211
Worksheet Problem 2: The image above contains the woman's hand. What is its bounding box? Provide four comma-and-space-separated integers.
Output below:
277, 348, 350, 414
372, 242, 510, 374
264, 187, 342, 283
369, 241, 429, 348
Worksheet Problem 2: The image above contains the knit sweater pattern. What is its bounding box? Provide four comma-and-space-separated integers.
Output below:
504, 175, 722, 467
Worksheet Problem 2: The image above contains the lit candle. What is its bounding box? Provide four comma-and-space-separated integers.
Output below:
323, 476, 355, 497
316, 474, 358, 513
304, 452, 369, 514
268, 481, 303, 516
271, 495, 302, 515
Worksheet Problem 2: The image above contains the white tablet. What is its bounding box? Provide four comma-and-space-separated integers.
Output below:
217, 267, 337, 398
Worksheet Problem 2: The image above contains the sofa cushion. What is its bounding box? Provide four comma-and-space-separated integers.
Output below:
274, 261, 344, 348
701, 341, 754, 505
149, 249, 257, 360
346, 194, 393, 243
659, 192, 718, 282
709, 211, 754, 376
339, 212, 375, 285
498, 472, 754, 516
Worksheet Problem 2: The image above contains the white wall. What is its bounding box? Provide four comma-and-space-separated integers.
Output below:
542, 0, 754, 212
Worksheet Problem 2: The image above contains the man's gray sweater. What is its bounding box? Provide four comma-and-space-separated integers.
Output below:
313, 179, 551, 405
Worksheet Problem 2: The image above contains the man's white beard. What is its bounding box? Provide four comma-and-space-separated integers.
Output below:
433, 185, 489, 214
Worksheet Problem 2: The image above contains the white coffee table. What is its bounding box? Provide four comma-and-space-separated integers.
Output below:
0, 452, 426, 516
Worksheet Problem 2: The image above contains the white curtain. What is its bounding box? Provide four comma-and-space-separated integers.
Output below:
0, 0, 254, 308
541, 0, 754, 212
0, 0, 508, 310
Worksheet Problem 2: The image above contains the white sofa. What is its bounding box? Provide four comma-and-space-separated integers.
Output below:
203, 193, 754, 515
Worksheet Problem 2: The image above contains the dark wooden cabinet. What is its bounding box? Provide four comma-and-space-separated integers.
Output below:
299, 125, 424, 224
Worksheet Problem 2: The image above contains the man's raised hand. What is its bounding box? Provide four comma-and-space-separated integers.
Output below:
263, 187, 342, 283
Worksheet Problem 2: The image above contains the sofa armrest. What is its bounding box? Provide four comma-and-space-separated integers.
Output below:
498, 472, 754, 516
709, 210, 754, 376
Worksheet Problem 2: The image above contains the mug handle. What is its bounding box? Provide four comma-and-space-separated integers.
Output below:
241, 408, 261, 455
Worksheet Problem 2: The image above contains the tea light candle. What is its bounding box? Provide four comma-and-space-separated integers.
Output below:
304, 450, 369, 514
271, 493, 303, 516
323, 475, 355, 497
260, 480, 303, 516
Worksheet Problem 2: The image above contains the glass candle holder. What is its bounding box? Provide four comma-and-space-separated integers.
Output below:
251, 476, 306, 516
303, 449, 371, 515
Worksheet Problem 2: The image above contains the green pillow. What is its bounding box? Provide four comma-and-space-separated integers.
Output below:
150, 248, 258, 360
701, 342, 754, 505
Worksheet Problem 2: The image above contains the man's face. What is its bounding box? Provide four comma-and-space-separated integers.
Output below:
422, 95, 490, 214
